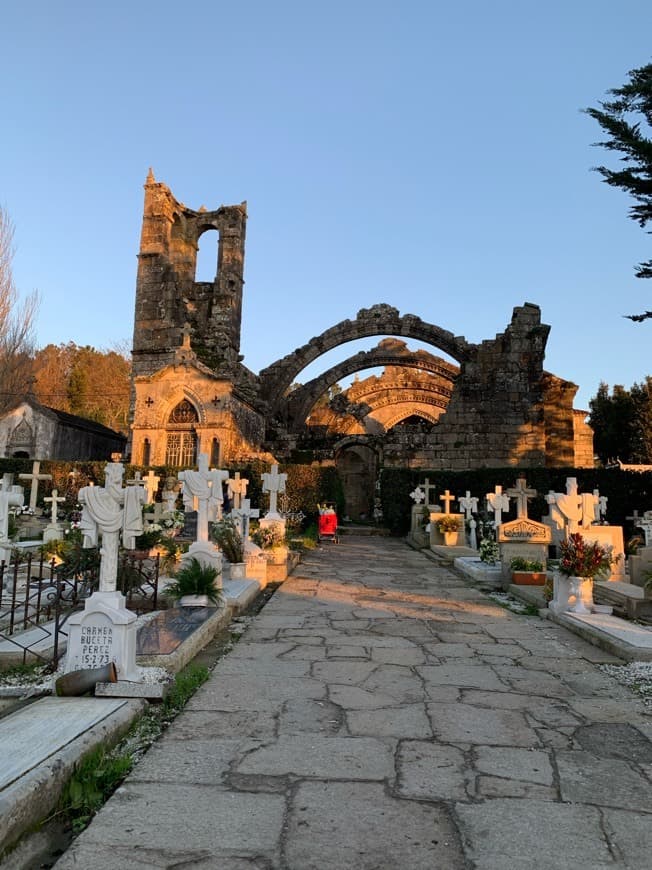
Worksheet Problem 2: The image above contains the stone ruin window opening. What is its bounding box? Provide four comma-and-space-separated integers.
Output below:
195, 228, 219, 283
142, 438, 151, 466
165, 399, 199, 467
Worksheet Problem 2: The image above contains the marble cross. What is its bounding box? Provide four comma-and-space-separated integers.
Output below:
44, 489, 66, 525
506, 478, 536, 520
179, 454, 212, 543
227, 472, 249, 511
79, 462, 146, 593
261, 463, 287, 520
486, 485, 510, 527
439, 489, 455, 515
19, 461, 52, 511
232, 497, 260, 541
143, 470, 161, 504
458, 490, 479, 521
418, 478, 437, 506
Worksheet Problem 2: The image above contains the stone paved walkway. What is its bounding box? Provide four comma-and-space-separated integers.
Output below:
57, 538, 652, 869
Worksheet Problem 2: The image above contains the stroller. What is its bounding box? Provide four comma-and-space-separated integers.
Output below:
317, 507, 339, 543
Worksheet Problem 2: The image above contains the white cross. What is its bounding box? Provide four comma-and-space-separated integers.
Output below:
44, 488, 66, 525
419, 478, 437, 506
486, 485, 510, 527
261, 463, 287, 520
227, 472, 249, 511
126, 471, 145, 487
143, 470, 161, 504
439, 489, 455, 514
458, 490, 479, 521
232, 497, 260, 541
506, 478, 536, 520
19, 461, 52, 511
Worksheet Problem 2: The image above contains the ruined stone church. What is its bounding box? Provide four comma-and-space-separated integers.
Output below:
129, 172, 593, 512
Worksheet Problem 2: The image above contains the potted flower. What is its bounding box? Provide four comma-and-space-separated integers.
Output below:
211, 517, 245, 576
164, 557, 222, 607
251, 524, 285, 550
437, 514, 461, 546
555, 533, 614, 614
510, 557, 546, 586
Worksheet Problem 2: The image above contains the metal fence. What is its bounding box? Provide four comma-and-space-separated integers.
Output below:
0, 551, 160, 669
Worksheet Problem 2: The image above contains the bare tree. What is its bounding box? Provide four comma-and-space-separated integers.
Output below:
0, 205, 39, 413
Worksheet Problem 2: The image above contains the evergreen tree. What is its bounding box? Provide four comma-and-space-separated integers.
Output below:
589, 380, 652, 464
585, 62, 652, 319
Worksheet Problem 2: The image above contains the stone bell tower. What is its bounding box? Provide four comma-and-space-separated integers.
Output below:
131, 169, 247, 379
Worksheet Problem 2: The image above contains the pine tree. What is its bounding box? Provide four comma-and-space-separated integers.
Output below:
585, 62, 652, 319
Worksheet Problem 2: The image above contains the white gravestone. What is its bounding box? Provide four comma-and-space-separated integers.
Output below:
410, 487, 425, 504
66, 462, 147, 680
43, 488, 66, 543
19, 461, 52, 512
179, 454, 222, 572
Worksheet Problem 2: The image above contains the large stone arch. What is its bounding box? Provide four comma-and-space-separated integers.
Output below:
259, 304, 473, 414
287, 339, 459, 431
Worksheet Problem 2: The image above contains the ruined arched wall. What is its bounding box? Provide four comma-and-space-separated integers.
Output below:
287, 341, 458, 431
259, 304, 472, 413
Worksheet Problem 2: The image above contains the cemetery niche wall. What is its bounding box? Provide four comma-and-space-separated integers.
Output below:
128, 174, 593, 499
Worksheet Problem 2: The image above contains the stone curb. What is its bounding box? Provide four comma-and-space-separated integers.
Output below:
0, 698, 146, 859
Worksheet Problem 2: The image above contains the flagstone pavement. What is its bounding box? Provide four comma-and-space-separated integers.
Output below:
57, 538, 652, 869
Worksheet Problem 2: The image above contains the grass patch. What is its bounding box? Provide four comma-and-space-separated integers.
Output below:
52, 661, 211, 836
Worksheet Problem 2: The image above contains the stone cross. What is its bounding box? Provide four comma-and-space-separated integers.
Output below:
232, 497, 260, 542
179, 454, 212, 543
0, 485, 24, 557
78, 462, 146, 593
227, 472, 249, 511
592, 488, 608, 522
506, 478, 536, 520
143, 470, 161, 504
44, 489, 66, 525
486, 485, 510, 527
418, 478, 437, 505
458, 490, 479, 521
19, 461, 52, 511
547, 477, 583, 534
261, 463, 287, 520
439, 489, 455, 515
207, 468, 229, 521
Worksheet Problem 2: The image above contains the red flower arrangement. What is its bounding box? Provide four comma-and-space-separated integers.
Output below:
559, 533, 613, 579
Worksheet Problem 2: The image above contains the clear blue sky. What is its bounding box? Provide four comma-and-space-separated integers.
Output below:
2, 0, 651, 409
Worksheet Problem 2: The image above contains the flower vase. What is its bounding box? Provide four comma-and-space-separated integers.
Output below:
443, 531, 458, 547
568, 576, 593, 614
